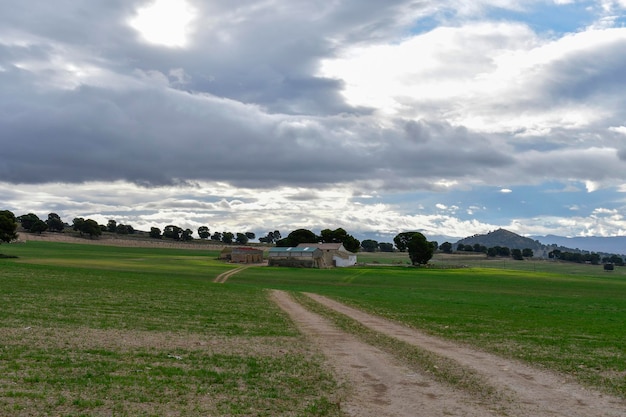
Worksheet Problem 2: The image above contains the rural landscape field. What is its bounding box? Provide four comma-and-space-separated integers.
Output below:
1, 238, 625, 416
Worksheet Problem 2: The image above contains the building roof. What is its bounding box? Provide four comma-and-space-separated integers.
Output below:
232, 247, 263, 253
296, 243, 352, 252
269, 246, 322, 254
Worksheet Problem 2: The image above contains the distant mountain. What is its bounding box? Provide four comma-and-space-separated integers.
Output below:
453, 229, 626, 257
533, 235, 626, 256
454, 229, 544, 251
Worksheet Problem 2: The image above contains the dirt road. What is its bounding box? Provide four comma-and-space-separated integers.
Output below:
271, 290, 626, 417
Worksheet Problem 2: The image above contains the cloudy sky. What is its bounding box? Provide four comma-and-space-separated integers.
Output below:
2, 0, 626, 242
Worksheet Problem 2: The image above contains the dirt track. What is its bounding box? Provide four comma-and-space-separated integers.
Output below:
213, 266, 251, 283
271, 290, 626, 417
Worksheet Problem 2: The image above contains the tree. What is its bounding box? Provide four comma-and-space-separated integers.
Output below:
150, 227, 162, 239
17, 213, 41, 231
46, 213, 65, 232
182, 229, 194, 241
0, 210, 18, 244
245, 232, 256, 241
259, 230, 281, 244
456, 243, 465, 252
163, 225, 182, 240
107, 219, 117, 233
473, 243, 486, 253
342, 235, 360, 252
394, 232, 419, 252
30, 219, 48, 234
116, 224, 129, 234
379, 242, 394, 252
609, 255, 624, 266
439, 242, 453, 253
222, 232, 234, 244
211, 232, 222, 241
236, 233, 249, 245
487, 247, 498, 257
361, 239, 379, 252
548, 249, 561, 259
198, 226, 210, 240
276, 229, 318, 247
430, 241, 439, 252
511, 248, 523, 260
406, 232, 433, 265
75, 218, 102, 238
587, 253, 601, 265
72, 217, 85, 234
319, 228, 360, 252
522, 248, 534, 258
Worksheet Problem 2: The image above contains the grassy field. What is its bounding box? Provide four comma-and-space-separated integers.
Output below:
1, 241, 625, 416
0, 242, 343, 416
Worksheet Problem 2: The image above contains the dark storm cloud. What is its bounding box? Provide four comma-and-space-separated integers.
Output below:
0, 71, 514, 188
535, 33, 626, 102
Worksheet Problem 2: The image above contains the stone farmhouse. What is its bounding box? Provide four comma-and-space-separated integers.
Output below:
268, 243, 357, 268
220, 247, 264, 264
297, 243, 357, 267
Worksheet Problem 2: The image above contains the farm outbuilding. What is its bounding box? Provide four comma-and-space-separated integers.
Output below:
220, 247, 264, 263
268, 246, 324, 268
296, 243, 357, 267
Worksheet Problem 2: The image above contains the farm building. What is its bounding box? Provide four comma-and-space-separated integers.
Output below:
220, 247, 264, 263
296, 243, 357, 267
268, 246, 324, 268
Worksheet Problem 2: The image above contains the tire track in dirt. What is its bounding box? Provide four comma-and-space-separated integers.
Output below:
302, 292, 626, 417
271, 290, 502, 417
213, 266, 250, 283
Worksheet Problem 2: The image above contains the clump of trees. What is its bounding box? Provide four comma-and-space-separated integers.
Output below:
107, 220, 134, 235
456, 243, 535, 260
360, 239, 396, 252
275, 228, 361, 252
259, 230, 281, 244
549, 250, 605, 265
72, 217, 102, 238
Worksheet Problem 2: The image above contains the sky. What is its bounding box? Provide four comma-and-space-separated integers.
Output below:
2, 0, 626, 242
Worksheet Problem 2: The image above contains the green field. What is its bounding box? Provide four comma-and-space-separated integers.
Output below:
1, 241, 625, 415
0, 242, 342, 416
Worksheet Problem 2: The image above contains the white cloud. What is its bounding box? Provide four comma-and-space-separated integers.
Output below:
129, 0, 197, 47
321, 22, 626, 134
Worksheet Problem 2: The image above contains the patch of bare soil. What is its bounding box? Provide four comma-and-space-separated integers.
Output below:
271, 290, 626, 417
0, 326, 297, 357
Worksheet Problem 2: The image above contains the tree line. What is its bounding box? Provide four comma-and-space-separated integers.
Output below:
0, 210, 433, 265
0, 210, 266, 246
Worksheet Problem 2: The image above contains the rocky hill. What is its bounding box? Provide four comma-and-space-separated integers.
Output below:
454, 229, 544, 251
